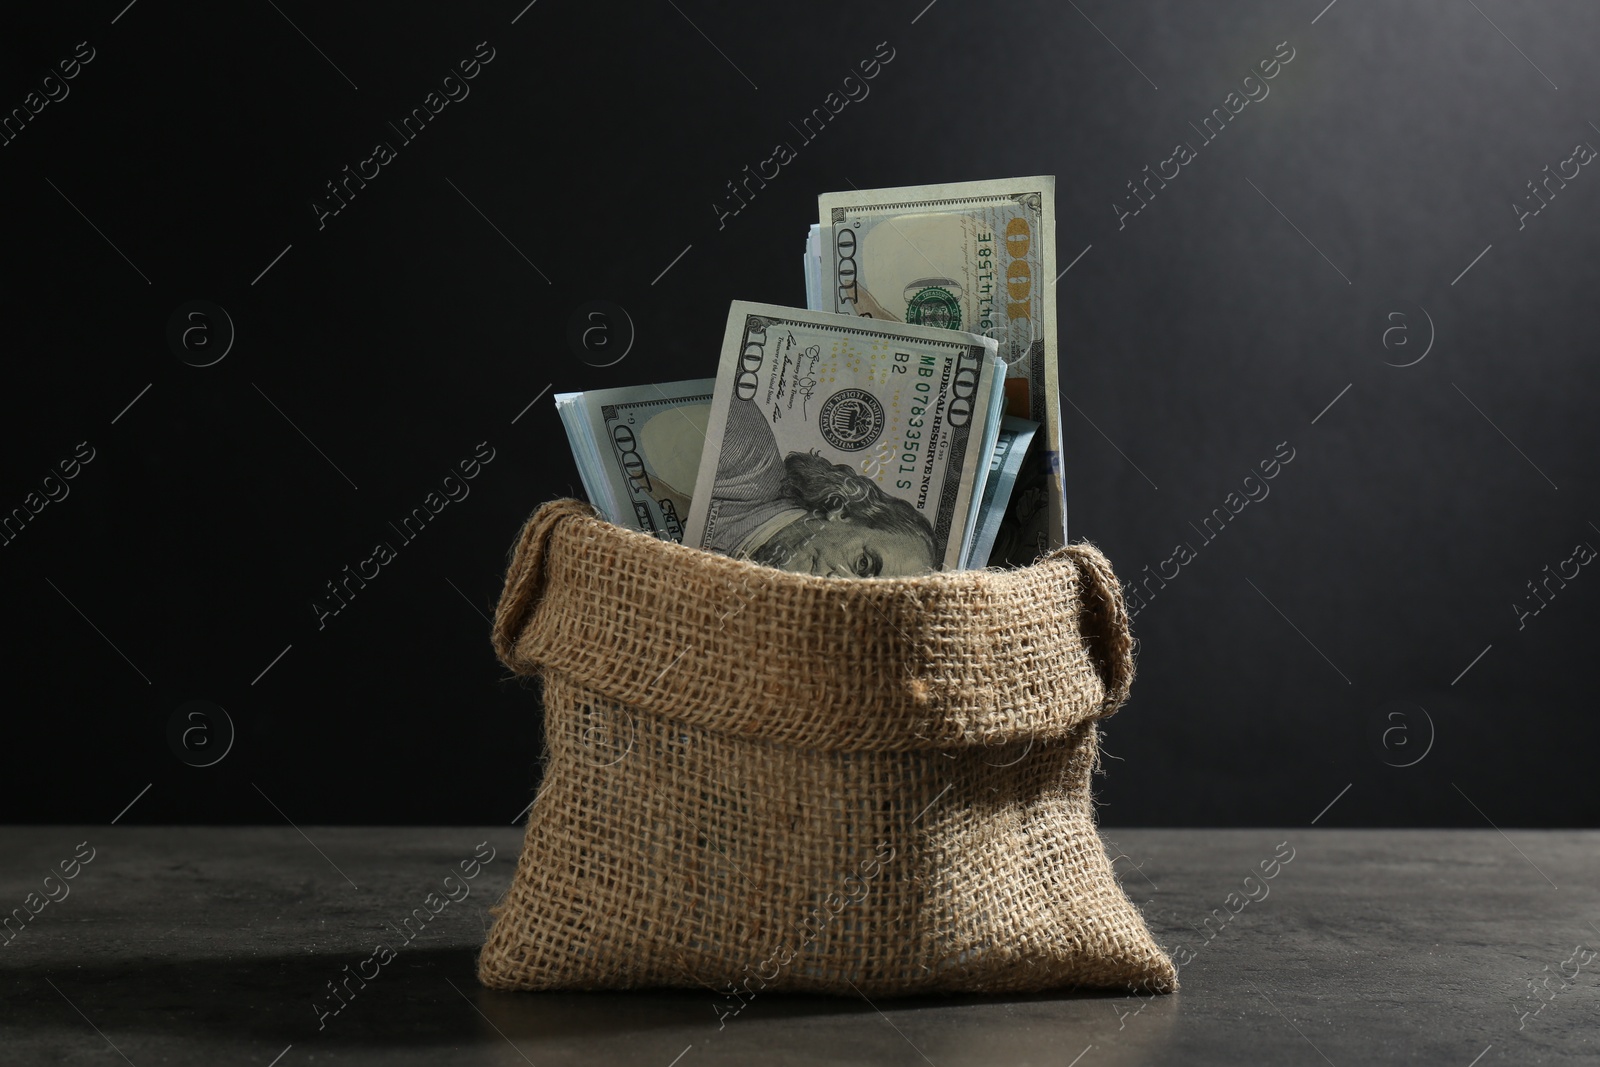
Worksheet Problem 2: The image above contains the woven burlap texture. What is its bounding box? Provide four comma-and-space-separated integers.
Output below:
478, 497, 1176, 996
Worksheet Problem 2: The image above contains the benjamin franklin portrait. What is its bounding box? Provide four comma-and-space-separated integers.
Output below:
703, 399, 936, 578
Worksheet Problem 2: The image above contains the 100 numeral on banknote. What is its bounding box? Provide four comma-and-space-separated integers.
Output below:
554, 380, 712, 540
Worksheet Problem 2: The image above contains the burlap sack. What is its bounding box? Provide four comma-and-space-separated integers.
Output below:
478, 498, 1176, 997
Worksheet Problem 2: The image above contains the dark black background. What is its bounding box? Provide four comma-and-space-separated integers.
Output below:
3, 1, 1595, 828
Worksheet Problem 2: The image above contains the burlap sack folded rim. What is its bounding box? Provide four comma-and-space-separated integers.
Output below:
492, 498, 1137, 753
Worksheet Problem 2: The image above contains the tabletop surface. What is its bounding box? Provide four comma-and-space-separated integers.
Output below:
2, 827, 1596, 1066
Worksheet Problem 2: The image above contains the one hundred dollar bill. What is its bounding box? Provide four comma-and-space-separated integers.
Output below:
682, 301, 1003, 575
818, 177, 1065, 552
554, 379, 714, 541
964, 415, 1039, 569
990, 431, 1056, 567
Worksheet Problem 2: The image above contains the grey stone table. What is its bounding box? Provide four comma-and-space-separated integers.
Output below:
2, 827, 1596, 1065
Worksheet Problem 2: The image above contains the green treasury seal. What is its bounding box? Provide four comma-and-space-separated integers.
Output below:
905, 285, 962, 330
817, 388, 886, 452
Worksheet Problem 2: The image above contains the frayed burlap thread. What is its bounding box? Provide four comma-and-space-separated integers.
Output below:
478, 498, 1176, 996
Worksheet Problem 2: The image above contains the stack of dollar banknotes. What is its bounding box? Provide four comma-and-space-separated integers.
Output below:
556, 177, 1067, 578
